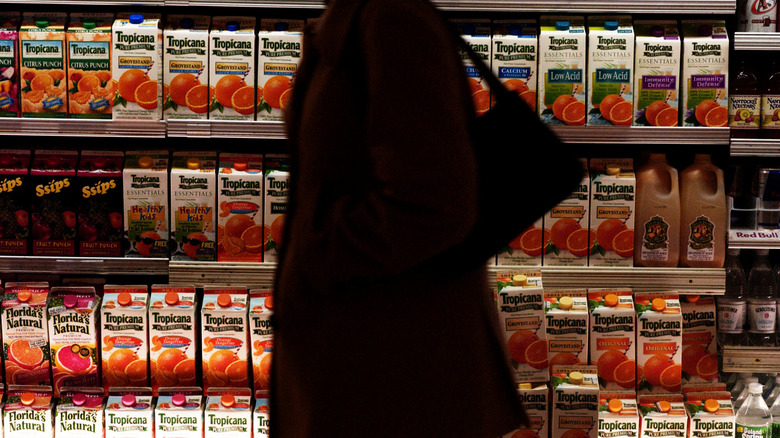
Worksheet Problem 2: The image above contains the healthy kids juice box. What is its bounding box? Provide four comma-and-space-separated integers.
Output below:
123, 150, 169, 258
171, 151, 217, 261
498, 217, 544, 267
202, 286, 249, 391
492, 20, 538, 112
2, 282, 50, 386
257, 19, 302, 121
217, 153, 264, 262
544, 158, 590, 267
55, 387, 104, 438
538, 16, 586, 126
680, 296, 718, 384
112, 14, 162, 120
587, 16, 634, 126
588, 288, 636, 391
589, 158, 635, 267
0, 150, 30, 256
264, 169, 288, 263
598, 391, 640, 438
637, 394, 688, 438
30, 150, 78, 256
254, 393, 269, 438
209, 17, 256, 121
149, 285, 198, 395
204, 388, 252, 438
545, 290, 589, 374
101, 285, 149, 391
681, 20, 729, 128
155, 387, 203, 438
685, 392, 735, 438
0, 13, 21, 118
503, 384, 548, 438
635, 293, 682, 394
633, 21, 681, 127
19, 12, 67, 118
249, 289, 272, 393
163, 15, 210, 120
551, 366, 599, 438
105, 388, 154, 438
47, 287, 100, 397
3, 385, 53, 438
67, 13, 114, 119
77, 151, 124, 257
453, 19, 492, 115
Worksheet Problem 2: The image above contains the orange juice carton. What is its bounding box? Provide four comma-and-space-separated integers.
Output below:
637, 394, 688, 438
681, 21, 729, 128
19, 13, 67, 118
257, 19, 303, 121
0, 13, 21, 118
163, 15, 210, 120
209, 17, 256, 121
551, 365, 600, 438
543, 158, 590, 267
149, 285, 198, 395
587, 16, 634, 126
4, 385, 53, 437
264, 169, 289, 263
155, 387, 203, 438
101, 285, 150, 391
254, 392, 269, 438
171, 151, 217, 261
684, 392, 735, 438
589, 158, 635, 267
2, 282, 50, 386
503, 384, 548, 438
636, 293, 682, 394
545, 289, 589, 373
492, 20, 538, 112
111, 14, 162, 120
452, 19, 492, 115
123, 150, 169, 258
0, 150, 31, 255
598, 391, 640, 438
55, 387, 104, 438
249, 289, 272, 393
76, 151, 124, 257
204, 388, 252, 438
67, 13, 114, 119
588, 288, 636, 391
217, 153, 264, 262
105, 388, 155, 438
633, 20, 681, 127
202, 286, 249, 391
47, 287, 100, 397
498, 217, 544, 267
30, 150, 78, 256
680, 296, 718, 384
538, 15, 586, 126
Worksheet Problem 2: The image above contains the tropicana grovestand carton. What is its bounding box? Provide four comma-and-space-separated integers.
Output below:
498, 273, 548, 383
545, 289, 588, 373
112, 14, 162, 120
551, 365, 599, 438
257, 19, 303, 121
163, 15, 210, 120
503, 384, 548, 438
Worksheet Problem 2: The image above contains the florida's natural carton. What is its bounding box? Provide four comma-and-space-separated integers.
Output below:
2, 282, 50, 386
3, 385, 53, 438
55, 387, 104, 438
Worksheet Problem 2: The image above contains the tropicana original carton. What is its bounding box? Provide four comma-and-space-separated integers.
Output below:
19, 12, 67, 118
503, 384, 548, 438
202, 286, 250, 391
637, 394, 688, 438
680, 295, 718, 384
551, 365, 600, 438
589, 158, 635, 267
101, 285, 150, 392
171, 151, 217, 261
249, 289, 273, 394
544, 158, 590, 267
105, 388, 154, 438
633, 20, 681, 127
2, 282, 50, 386
491, 19, 538, 112
155, 387, 203, 438
587, 16, 634, 126
598, 391, 640, 438
112, 13, 162, 120
545, 289, 588, 374
498, 273, 548, 383
209, 17, 256, 121
149, 285, 198, 395
123, 150, 169, 258
217, 153, 264, 262
3, 385, 53, 438
0, 150, 31, 256
636, 293, 682, 394
257, 19, 302, 121
163, 15, 210, 120
54, 387, 104, 438
67, 12, 114, 118
588, 288, 636, 391
538, 15, 586, 126
204, 388, 252, 438
681, 20, 729, 128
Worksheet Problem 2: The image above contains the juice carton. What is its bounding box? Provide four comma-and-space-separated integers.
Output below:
163, 15, 210, 120
254, 392, 269, 438
123, 150, 169, 258
55, 387, 104, 438
452, 19, 492, 115
0, 384, 4, 431
3, 385, 53, 438
498, 217, 544, 266
67, 13, 114, 119
112, 14, 162, 120
680, 296, 718, 384
2, 282, 50, 385
149, 285, 198, 395
105, 388, 154, 438
538, 16, 586, 126
637, 394, 688, 438
587, 16, 634, 126
47, 287, 100, 397
544, 289, 588, 373
202, 286, 249, 391
588, 288, 636, 391
209, 17, 256, 121
101, 285, 150, 391
503, 384, 548, 438
551, 365, 599, 438
77, 151, 124, 257
257, 19, 303, 121
497, 273, 548, 383
249, 289, 272, 393
0, 13, 21, 118
633, 21, 681, 127
598, 391, 640, 438
543, 158, 590, 267
19, 13, 67, 118
264, 169, 289, 263
681, 20, 729, 128
217, 153, 264, 262
30, 150, 78, 256
0, 150, 31, 255
171, 151, 217, 261
204, 388, 252, 438
492, 20, 538, 112
155, 387, 203, 438
684, 392, 735, 438
635, 293, 682, 394
589, 159, 635, 267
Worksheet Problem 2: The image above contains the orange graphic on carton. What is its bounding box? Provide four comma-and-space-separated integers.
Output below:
67, 13, 114, 119
101, 285, 149, 393
681, 295, 718, 384
204, 387, 252, 438
636, 293, 682, 394
149, 285, 198, 395
684, 391, 734, 438
637, 394, 688, 438
250, 289, 273, 393
598, 391, 640, 438
2, 282, 50, 386
202, 286, 249, 391
588, 288, 636, 391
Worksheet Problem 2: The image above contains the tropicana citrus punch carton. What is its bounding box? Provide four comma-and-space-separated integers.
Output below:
67, 13, 114, 119
680, 296, 718, 384
163, 15, 210, 120
30, 150, 78, 256
105, 388, 154, 438
539, 15, 586, 126
543, 158, 590, 267
588, 288, 636, 391
633, 21, 681, 127
19, 12, 67, 118
492, 20, 538, 112
0, 13, 21, 118
3, 385, 53, 438
587, 16, 634, 126
551, 366, 599, 438
254, 392, 269, 438
217, 153, 264, 262
453, 19, 492, 116
101, 285, 150, 392
209, 17, 256, 121
2, 282, 50, 386
589, 158, 635, 267
0, 150, 31, 256
202, 286, 249, 391
55, 387, 104, 438
684, 392, 735, 438
149, 285, 198, 395
77, 150, 124, 257
598, 391, 640, 438
249, 289, 272, 393
155, 387, 203, 438
171, 151, 217, 261
204, 388, 252, 438
636, 293, 682, 394
257, 19, 302, 121
112, 14, 162, 120
637, 394, 688, 438
545, 290, 589, 373
681, 20, 729, 128
123, 150, 169, 258
499, 217, 544, 266
264, 167, 288, 263
503, 384, 548, 438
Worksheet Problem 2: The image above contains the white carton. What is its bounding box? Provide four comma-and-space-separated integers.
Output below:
201, 286, 250, 391
492, 20, 538, 112
633, 21, 681, 127
253, 393, 269, 438
249, 290, 273, 393
453, 19, 492, 115
54, 388, 104, 438
681, 20, 729, 128
4, 385, 53, 438
155, 388, 203, 438
587, 16, 634, 126
105, 389, 154, 438
123, 150, 169, 258
209, 17, 256, 121
101, 285, 150, 390
217, 153, 264, 262
149, 285, 198, 395
257, 19, 303, 121
204, 388, 252, 438
112, 14, 162, 120
538, 16, 586, 126
163, 15, 210, 120
171, 151, 217, 261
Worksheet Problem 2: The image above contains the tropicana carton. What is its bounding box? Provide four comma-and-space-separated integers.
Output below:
538, 15, 586, 126
155, 387, 203, 438
492, 20, 538, 112
681, 20, 729, 128
589, 158, 635, 267
264, 166, 289, 263
3, 385, 53, 438
171, 151, 217, 261
551, 365, 600, 438
257, 19, 303, 121
2, 282, 50, 386
204, 388, 252, 438
249, 289, 273, 393
112, 13, 162, 120
543, 158, 590, 267
101, 285, 150, 392
202, 286, 249, 391
217, 153, 264, 262
499, 217, 544, 267
633, 20, 681, 127
67, 13, 114, 119
149, 285, 198, 395
598, 391, 640, 438
30, 150, 78, 256
123, 150, 169, 258
254, 392, 269, 438
54, 387, 104, 438
105, 388, 154, 438
587, 16, 634, 126
588, 288, 636, 391
0, 13, 21, 118
0, 150, 31, 256
680, 296, 718, 384
636, 293, 682, 394
685, 392, 735, 438
453, 19, 491, 115
545, 289, 589, 374
163, 15, 210, 120
637, 394, 688, 438
503, 384, 548, 438
498, 273, 548, 383
19, 12, 67, 118
209, 17, 256, 121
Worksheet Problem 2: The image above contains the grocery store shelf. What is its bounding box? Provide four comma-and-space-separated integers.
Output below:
729, 229, 780, 249
165, 0, 324, 6
433, 0, 735, 12
169, 261, 277, 287
734, 32, 780, 51
0, 0, 164, 4
551, 126, 730, 145
731, 137, 780, 156
166, 120, 286, 139
0, 119, 166, 138
722, 346, 780, 373
0, 256, 168, 276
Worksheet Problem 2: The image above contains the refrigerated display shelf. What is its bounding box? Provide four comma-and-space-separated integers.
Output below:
551, 126, 730, 145
0, 119, 167, 138
722, 346, 780, 373
0, 256, 169, 276
730, 137, 780, 156
166, 120, 287, 139
733, 32, 780, 51
0, 0, 165, 5
729, 229, 780, 249
168, 261, 277, 287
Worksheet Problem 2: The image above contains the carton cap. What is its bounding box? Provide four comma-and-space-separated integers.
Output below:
685, 295, 700, 303
226, 21, 239, 31
651, 298, 666, 312
698, 24, 712, 36
558, 296, 573, 310
704, 399, 719, 413
512, 274, 527, 286
221, 394, 235, 407
117, 292, 132, 306
17, 290, 31, 302
35, 20, 49, 29
172, 394, 186, 406
21, 392, 35, 406
64, 295, 78, 308
234, 161, 247, 171
274, 22, 289, 32
217, 293, 232, 308
604, 294, 619, 307
568, 371, 583, 385
73, 393, 87, 406
608, 398, 623, 413
651, 26, 663, 37
122, 394, 136, 407
165, 291, 179, 306
180, 17, 194, 29
129, 14, 143, 25
556, 21, 570, 30
82, 20, 96, 30
187, 157, 201, 170
605, 21, 618, 30
656, 400, 671, 412
138, 156, 153, 168
606, 165, 621, 175
518, 383, 532, 389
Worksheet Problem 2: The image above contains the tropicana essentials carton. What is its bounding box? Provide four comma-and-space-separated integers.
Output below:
588, 288, 636, 391
498, 273, 548, 383
681, 20, 729, 128
209, 16, 256, 121
503, 384, 548, 438
587, 15, 634, 126
538, 15, 586, 126
589, 158, 635, 267
551, 365, 600, 438
112, 13, 162, 120
123, 150, 169, 258
257, 19, 303, 121
101, 285, 150, 391
636, 293, 682, 394
264, 165, 289, 264
163, 15, 210, 120
545, 289, 588, 374
171, 151, 217, 261
633, 20, 681, 127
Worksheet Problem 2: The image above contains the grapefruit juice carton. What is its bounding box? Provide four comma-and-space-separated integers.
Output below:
503, 384, 548, 438
264, 169, 289, 263
598, 391, 640, 438
155, 387, 203, 438
680, 296, 718, 383
19, 12, 67, 118
204, 388, 252, 438
0, 150, 31, 256
171, 151, 217, 261
587, 16, 634, 126
538, 16, 586, 126
149, 285, 198, 395
2, 282, 50, 386
105, 389, 154, 438
30, 150, 78, 256
254, 393, 269, 438
202, 286, 249, 390
3, 385, 53, 438
67, 13, 114, 119
633, 20, 681, 127
249, 290, 273, 393
551, 366, 599, 438
492, 20, 538, 112
635, 293, 682, 393
257, 19, 303, 121
684, 392, 735, 438
0, 13, 21, 118
637, 394, 688, 438
163, 15, 210, 120
544, 290, 588, 373
101, 285, 149, 391
55, 388, 104, 438
681, 20, 729, 128
209, 17, 256, 121
588, 288, 636, 390
589, 158, 635, 267
123, 150, 169, 258
112, 14, 162, 120
499, 217, 544, 266
217, 153, 264, 262
77, 151, 124, 257
543, 158, 590, 266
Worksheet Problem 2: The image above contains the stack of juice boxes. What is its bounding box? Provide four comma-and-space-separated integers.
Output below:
257, 19, 303, 121
201, 286, 249, 391
551, 365, 599, 438
104, 388, 155, 438
112, 13, 162, 120
209, 16, 256, 121
163, 15, 210, 120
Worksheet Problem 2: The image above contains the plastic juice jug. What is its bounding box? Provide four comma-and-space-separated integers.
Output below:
762, 56, 780, 130
634, 153, 680, 267
679, 154, 726, 268
729, 55, 761, 130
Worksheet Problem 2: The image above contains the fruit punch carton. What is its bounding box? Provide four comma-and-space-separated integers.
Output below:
545, 289, 588, 373
123, 150, 169, 258
589, 158, 635, 267
67, 13, 114, 119
30, 150, 78, 256
204, 388, 252, 438
105, 388, 154, 438
538, 16, 586, 126
0, 150, 31, 255
112, 14, 162, 120
209, 17, 256, 121
551, 365, 599, 438
101, 285, 150, 391
155, 387, 203, 438
254, 392, 269, 438
257, 19, 303, 121
2, 282, 50, 386
492, 20, 538, 112
636, 293, 682, 394
685, 392, 734, 438
498, 273, 548, 383
587, 16, 634, 126
681, 20, 729, 128
19, 12, 67, 118
217, 153, 264, 262
452, 19, 492, 116
633, 21, 680, 127
249, 289, 272, 393
163, 15, 210, 120
0, 13, 21, 118
171, 151, 217, 261
681, 296, 718, 384
598, 391, 640, 438
264, 168, 288, 263
498, 217, 544, 267
47, 287, 100, 397
3, 385, 53, 438
149, 285, 198, 395
77, 151, 124, 257
543, 158, 590, 267
202, 286, 249, 391
503, 384, 548, 438
589, 288, 636, 391
637, 394, 687, 438
55, 387, 104, 438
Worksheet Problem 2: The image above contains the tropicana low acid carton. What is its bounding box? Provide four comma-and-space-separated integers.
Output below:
587, 16, 634, 126
551, 365, 600, 438
538, 15, 586, 126
498, 273, 548, 383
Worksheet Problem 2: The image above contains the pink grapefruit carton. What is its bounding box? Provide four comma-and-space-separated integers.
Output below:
637, 394, 687, 438
503, 384, 548, 438
598, 391, 640, 438
257, 19, 303, 121
249, 289, 272, 393
589, 158, 635, 267
202, 286, 249, 391
3, 385, 53, 437
0, 13, 21, 118
111, 14, 162, 120
105, 388, 154, 438
163, 15, 210, 120
155, 387, 203, 438
101, 285, 150, 392
543, 158, 590, 267
684, 392, 735, 438
149, 285, 198, 395
588, 288, 636, 391
498, 273, 548, 383
680, 296, 718, 384
67, 13, 114, 119
204, 387, 252, 438
254, 392, 269, 438
209, 17, 256, 121
551, 365, 599, 438
55, 387, 104, 438
636, 293, 682, 394
498, 217, 544, 266
0, 150, 31, 256
2, 282, 50, 386
19, 12, 68, 118
545, 289, 588, 374
217, 153, 264, 262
